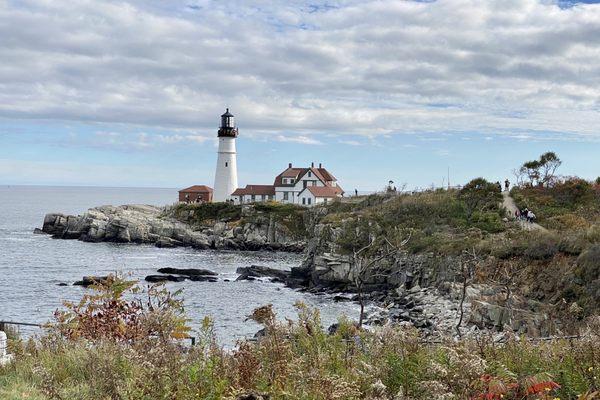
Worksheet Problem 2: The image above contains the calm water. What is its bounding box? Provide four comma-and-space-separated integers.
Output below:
0, 186, 358, 344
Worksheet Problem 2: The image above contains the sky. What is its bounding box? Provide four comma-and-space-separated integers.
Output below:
1, 0, 600, 192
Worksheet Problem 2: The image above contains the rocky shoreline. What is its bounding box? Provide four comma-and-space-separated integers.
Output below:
40, 203, 554, 338
41, 204, 305, 252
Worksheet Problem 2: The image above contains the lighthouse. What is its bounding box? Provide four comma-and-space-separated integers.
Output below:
212, 108, 239, 202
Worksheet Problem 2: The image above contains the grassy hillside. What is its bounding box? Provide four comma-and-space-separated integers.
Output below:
324, 186, 506, 256
511, 178, 600, 230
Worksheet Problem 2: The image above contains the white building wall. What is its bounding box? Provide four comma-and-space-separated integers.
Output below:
295, 171, 324, 191
275, 171, 324, 205
213, 137, 238, 202
275, 188, 296, 204
298, 192, 331, 207
299, 191, 315, 207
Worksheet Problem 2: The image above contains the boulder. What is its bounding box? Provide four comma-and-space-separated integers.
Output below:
157, 267, 217, 277
188, 275, 218, 282
144, 275, 186, 283
73, 276, 110, 287
155, 237, 181, 248
235, 265, 290, 282
42, 213, 67, 235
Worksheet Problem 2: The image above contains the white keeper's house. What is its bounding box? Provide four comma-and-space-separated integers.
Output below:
231, 162, 344, 206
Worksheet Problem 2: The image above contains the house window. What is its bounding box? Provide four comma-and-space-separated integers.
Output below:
251, 195, 256, 202
302, 198, 306, 205
225, 162, 228, 167
323, 198, 328, 204
307, 198, 312, 205
308, 172, 312, 177
283, 192, 289, 200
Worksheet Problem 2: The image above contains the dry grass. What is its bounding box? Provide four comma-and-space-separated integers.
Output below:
1, 278, 598, 399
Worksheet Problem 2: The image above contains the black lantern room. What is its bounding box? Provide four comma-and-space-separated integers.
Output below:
218, 108, 238, 138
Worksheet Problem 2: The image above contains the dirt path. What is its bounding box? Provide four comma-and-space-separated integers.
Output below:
502, 191, 547, 232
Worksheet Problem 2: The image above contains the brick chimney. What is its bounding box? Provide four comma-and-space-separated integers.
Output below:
319, 163, 322, 168
311, 162, 314, 168
288, 163, 292, 168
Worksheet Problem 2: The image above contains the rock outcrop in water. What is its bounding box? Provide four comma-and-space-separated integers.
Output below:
41, 204, 305, 252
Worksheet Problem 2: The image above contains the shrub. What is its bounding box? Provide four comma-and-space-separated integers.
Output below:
171, 202, 241, 225
51, 275, 190, 343
553, 178, 595, 207
459, 178, 502, 221
586, 224, 600, 243
471, 211, 504, 233
576, 244, 600, 283
546, 213, 589, 231
558, 234, 589, 256
523, 234, 559, 260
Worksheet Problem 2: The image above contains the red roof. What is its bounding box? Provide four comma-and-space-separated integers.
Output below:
274, 165, 337, 187
274, 167, 305, 186
302, 185, 344, 198
179, 185, 213, 193
316, 167, 336, 182
231, 185, 276, 196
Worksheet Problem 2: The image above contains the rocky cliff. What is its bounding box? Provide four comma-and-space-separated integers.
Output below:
41, 204, 305, 252
289, 218, 556, 337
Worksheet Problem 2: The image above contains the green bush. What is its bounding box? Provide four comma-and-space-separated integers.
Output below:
586, 224, 600, 243
512, 178, 600, 227
470, 211, 504, 233
524, 234, 559, 260
171, 202, 241, 225
576, 244, 600, 282
558, 234, 589, 256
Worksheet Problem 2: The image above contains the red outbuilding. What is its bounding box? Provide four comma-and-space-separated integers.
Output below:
178, 185, 213, 203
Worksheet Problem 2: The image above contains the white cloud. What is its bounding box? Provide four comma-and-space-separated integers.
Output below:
275, 135, 323, 145
339, 139, 362, 146
90, 130, 211, 150
1, 0, 600, 140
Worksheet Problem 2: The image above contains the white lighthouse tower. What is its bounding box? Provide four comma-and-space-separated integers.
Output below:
212, 108, 238, 202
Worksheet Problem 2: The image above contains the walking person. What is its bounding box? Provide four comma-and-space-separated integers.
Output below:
354, 188, 358, 197
514, 209, 521, 220
504, 179, 510, 191
521, 208, 529, 222
527, 210, 536, 224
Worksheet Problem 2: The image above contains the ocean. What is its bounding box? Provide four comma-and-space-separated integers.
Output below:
0, 185, 358, 344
